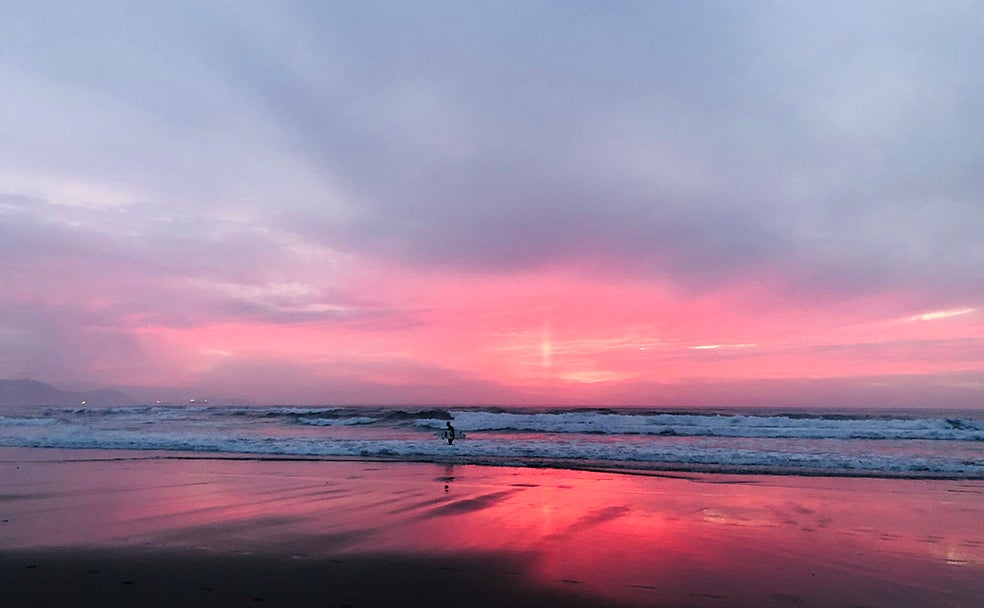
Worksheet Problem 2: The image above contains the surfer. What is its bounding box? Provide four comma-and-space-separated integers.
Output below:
445, 421, 456, 445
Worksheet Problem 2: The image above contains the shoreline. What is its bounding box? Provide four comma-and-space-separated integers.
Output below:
3, 446, 980, 481
2, 446, 982, 607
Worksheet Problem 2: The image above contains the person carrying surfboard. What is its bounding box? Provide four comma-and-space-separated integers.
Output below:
445, 421, 456, 445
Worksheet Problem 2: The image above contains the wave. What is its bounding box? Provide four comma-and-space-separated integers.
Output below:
416, 411, 984, 441
295, 416, 377, 427
13, 405, 984, 441
3, 405, 981, 479
12, 406, 984, 441
2, 431, 981, 479
0, 415, 59, 426
42, 405, 455, 425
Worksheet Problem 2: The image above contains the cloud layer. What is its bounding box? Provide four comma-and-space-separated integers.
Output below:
1, 1, 982, 405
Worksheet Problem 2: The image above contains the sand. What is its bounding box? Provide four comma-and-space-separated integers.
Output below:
1, 446, 982, 607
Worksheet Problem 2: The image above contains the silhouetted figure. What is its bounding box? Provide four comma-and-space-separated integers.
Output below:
445, 421, 456, 445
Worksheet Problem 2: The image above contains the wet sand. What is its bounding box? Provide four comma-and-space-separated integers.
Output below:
1, 447, 982, 607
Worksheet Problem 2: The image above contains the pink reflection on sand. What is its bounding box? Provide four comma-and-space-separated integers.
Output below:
3, 451, 982, 606
350, 467, 984, 605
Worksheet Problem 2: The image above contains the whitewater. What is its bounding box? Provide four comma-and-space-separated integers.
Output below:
1, 405, 982, 478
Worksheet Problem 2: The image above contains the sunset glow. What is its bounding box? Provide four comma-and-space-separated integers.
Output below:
1, 3, 982, 407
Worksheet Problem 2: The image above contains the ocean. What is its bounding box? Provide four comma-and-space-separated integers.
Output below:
1, 405, 981, 479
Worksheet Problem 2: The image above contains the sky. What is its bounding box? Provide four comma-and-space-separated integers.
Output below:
1, 1, 982, 407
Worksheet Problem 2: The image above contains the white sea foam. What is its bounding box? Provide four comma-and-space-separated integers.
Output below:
1, 405, 981, 478
420, 411, 984, 442
0, 415, 58, 426
2, 430, 980, 478
295, 416, 377, 427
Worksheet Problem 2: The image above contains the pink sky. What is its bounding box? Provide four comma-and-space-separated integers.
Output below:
2, 3, 982, 407
44, 258, 979, 406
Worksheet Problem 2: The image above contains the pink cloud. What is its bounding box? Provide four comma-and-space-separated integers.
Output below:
84, 259, 983, 405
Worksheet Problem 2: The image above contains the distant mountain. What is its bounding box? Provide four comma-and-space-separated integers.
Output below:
0, 378, 135, 407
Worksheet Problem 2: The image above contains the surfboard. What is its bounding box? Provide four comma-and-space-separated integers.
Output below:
435, 429, 466, 440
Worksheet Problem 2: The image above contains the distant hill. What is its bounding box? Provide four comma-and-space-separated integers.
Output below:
0, 379, 135, 407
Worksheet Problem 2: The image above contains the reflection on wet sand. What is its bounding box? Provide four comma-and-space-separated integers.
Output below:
1, 448, 982, 607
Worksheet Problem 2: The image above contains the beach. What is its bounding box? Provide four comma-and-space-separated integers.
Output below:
2, 447, 982, 607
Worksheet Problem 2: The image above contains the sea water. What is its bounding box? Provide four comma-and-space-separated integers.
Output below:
0, 405, 981, 478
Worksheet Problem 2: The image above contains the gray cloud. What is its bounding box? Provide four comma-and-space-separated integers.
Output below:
0, 194, 399, 330
2, 1, 983, 396
236, 1, 981, 298
4, 2, 981, 301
